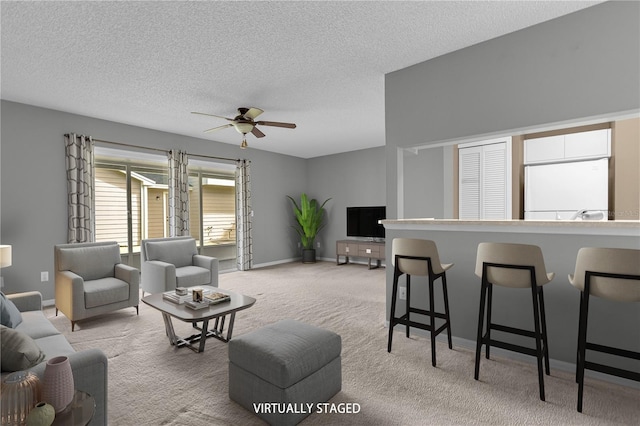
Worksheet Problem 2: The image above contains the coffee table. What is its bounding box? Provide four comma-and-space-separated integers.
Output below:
142, 286, 256, 353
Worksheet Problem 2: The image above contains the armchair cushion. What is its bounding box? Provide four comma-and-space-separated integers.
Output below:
57, 244, 121, 281
0, 325, 46, 372
145, 238, 197, 268
175, 266, 211, 287
0, 292, 23, 328
83, 277, 131, 309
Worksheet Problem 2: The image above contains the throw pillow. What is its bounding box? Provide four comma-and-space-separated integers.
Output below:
0, 291, 23, 328
0, 325, 46, 372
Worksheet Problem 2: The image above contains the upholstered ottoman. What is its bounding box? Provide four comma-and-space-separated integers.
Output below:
228, 319, 342, 425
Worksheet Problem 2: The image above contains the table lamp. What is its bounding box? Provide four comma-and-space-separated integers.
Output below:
0, 245, 12, 288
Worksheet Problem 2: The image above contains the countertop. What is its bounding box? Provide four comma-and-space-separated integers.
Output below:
381, 219, 640, 236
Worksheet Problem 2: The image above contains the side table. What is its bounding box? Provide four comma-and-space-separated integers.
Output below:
52, 390, 95, 426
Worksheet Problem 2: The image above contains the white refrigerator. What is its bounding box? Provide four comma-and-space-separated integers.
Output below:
524, 158, 609, 220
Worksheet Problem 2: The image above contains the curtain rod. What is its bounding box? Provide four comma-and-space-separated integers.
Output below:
70, 135, 241, 164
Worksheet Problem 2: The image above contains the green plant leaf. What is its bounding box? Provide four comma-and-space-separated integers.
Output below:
287, 193, 331, 250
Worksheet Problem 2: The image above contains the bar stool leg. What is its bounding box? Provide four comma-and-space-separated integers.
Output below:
538, 287, 550, 375
429, 277, 437, 367
485, 283, 493, 360
474, 275, 489, 380
406, 275, 411, 338
530, 281, 546, 401
388, 264, 401, 353
577, 289, 591, 412
442, 273, 453, 349
575, 290, 585, 383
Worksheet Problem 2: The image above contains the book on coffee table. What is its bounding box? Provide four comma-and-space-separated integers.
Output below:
204, 292, 231, 305
163, 288, 214, 305
185, 300, 210, 310
162, 292, 191, 305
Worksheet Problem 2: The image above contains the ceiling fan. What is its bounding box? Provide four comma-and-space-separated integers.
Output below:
191, 107, 296, 149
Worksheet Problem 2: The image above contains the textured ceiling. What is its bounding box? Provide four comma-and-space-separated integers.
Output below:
1, 1, 601, 158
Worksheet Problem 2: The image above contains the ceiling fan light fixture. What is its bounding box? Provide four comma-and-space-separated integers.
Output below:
193, 107, 296, 149
234, 122, 254, 134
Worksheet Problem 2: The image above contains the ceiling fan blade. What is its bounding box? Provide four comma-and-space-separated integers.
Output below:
256, 120, 297, 129
244, 107, 264, 120
203, 124, 233, 133
251, 127, 266, 138
191, 111, 233, 121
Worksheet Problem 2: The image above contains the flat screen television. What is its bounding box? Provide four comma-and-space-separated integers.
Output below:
346, 206, 386, 239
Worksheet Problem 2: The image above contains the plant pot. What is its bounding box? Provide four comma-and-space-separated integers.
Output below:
302, 249, 316, 264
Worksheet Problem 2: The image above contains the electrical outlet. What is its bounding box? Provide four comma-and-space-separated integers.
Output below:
317, 242, 321, 248
41, 271, 49, 282
297, 242, 301, 248
399, 286, 406, 300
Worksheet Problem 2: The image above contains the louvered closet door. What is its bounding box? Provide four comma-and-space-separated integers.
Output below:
458, 142, 508, 219
459, 146, 481, 219
482, 142, 507, 219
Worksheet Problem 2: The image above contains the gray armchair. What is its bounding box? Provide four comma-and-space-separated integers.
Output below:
54, 241, 139, 331
140, 236, 219, 294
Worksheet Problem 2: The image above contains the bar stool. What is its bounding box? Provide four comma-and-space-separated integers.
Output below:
568, 247, 640, 413
474, 242, 554, 401
387, 238, 453, 367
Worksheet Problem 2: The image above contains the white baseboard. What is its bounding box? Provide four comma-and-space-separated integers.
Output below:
253, 257, 387, 268
252, 258, 301, 269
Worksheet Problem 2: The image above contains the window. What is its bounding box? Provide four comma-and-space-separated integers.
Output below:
94, 161, 168, 260
94, 148, 237, 267
189, 172, 236, 248
458, 138, 512, 219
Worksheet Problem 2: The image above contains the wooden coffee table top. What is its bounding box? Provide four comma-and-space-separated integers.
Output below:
142, 286, 256, 322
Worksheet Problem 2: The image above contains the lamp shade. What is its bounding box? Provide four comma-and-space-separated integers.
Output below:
234, 122, 254, 134
0, 245, 11, 268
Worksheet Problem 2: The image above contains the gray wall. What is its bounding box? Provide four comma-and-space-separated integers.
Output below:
306, 146, 386, 261
0, 100, 309, 299
403, 147, 445, 219
384, 2, 639, 368
386, 1, 640, 218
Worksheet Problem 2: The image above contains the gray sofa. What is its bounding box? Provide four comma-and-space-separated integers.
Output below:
140, 236, 219, 294
3, 291, 107, 425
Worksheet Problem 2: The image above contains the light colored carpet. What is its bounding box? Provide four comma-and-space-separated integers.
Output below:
45, 262, 639, 425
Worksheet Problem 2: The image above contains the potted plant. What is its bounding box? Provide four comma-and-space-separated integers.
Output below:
287, 193, 331, 263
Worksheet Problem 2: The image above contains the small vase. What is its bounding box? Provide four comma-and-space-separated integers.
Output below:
0, 371, 42, 425
26, 402, 55, 426
42, 356, 75, 413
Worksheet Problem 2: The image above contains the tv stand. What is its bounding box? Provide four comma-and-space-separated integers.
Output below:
336, 239, 385, 269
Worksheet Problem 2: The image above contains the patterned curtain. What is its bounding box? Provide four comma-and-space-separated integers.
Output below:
236, 159, 253, 270
65, 133, 95, 243
167, 150, 190, 236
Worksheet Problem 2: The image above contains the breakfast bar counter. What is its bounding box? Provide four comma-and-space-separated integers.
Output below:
380, 218, 639, 371
382, 218, 640, 236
